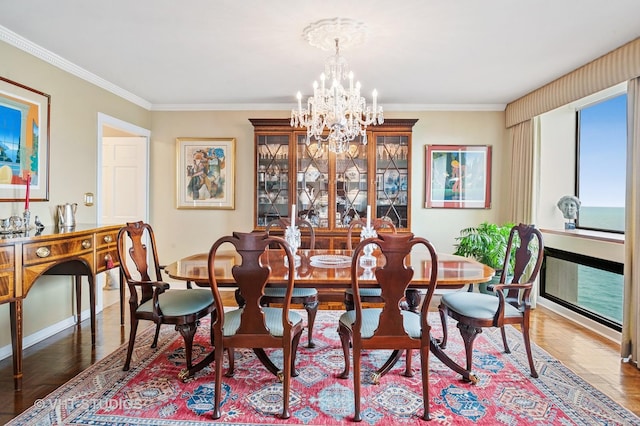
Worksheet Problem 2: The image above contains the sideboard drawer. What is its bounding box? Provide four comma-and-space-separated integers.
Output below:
96, 246, 119, 274
23, 234, 94, 266
95, 228, 119, 249
0, 271, 14, 303
0, 245, 15, 270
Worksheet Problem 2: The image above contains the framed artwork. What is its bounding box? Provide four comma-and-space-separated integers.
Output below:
176, 137, 236, 209
425, 145, 492, 209
0, 77, 50, 201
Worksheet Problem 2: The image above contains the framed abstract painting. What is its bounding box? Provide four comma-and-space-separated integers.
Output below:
176, 137, 236, 209
425, 144, 492, 208
0, 77, 50, 202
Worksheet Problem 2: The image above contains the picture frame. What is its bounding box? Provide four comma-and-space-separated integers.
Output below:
0, 77, 50, 202
176, 137, 236, 209
425, 145, 492, 209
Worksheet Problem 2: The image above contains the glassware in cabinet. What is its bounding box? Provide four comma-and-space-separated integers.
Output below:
375, 135, 410, 228
296, 134, 329, 229
256, 134, 290, 227
335, 139, 368, 228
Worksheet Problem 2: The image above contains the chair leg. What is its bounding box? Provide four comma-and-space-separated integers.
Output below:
212, 343, 224, 420
420, 345, 430, 421
225, 348, 236, 377
457, 323, 482, 374
123, 318, 139, 371
337, 324, 351, 379
353, 343, 362, 422
403, 349, 413, 377
521, 316, 538, 378
176, 322, 198, 371
304, 299, 319, 348
279, 342, 293, 419
438, 304, 449, 349
291, 329, 303, 377
151, 323, 161, 348
500, 326, 511, 353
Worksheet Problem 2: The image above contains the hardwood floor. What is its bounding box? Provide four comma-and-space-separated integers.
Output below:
1, 291, 640, 424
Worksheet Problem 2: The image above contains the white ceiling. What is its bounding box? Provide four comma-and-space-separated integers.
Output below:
1, 0, 639, 111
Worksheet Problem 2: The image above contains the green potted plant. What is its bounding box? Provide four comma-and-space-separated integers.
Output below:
453, 222, 515, 292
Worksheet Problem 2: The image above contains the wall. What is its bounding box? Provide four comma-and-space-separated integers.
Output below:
149, 110, 508, 264
0, 42, 151, 351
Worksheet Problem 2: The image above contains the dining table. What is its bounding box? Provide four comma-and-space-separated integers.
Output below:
164, 248, 494, 383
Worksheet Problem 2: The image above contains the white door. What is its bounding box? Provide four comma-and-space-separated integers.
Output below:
101, 137, 148, 224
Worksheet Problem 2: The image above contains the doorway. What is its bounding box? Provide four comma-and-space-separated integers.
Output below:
96, 113, 150, 309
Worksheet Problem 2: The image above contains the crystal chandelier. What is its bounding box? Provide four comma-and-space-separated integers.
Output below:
291, 18, 384, 154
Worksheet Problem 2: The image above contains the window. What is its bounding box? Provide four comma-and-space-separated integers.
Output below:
576, 93, 627, 232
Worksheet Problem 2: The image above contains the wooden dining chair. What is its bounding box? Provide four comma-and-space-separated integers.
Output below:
337, 232, 439, 421
117, 221, 215, 379
343, 218, 397, 311
438, 223, 544, 378
260, 217, 319, 347
208, 231, 304, 419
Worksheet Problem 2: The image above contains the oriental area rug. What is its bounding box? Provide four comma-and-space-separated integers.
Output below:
8, 311, 639, 425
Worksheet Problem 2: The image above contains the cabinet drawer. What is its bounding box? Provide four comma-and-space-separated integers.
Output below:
0, 245, 15, 270
96, 228, 119, 249
0, 271, 14, 302
23, 235, 94, 266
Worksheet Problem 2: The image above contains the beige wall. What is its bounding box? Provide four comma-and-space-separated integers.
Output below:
150, 110, 507, 264
0, 42, 151, 350
0, 39, 507, 354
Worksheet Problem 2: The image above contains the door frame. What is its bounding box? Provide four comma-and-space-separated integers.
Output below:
96, 112, 151, 225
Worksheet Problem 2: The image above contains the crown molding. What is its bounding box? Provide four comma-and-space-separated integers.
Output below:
151, 103, 506, 112
0, 25, 152, 110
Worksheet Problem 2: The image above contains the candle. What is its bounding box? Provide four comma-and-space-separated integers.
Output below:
291, 204, 296, 223
366, 205, 371, 228
24, 174, 31, 211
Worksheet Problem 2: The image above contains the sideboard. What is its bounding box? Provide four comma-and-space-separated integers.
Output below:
0, 224, 121, 391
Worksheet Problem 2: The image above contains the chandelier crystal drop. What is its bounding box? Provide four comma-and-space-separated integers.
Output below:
291, 18, 384, 154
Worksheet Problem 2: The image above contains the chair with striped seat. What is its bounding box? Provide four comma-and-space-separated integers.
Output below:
438, 223, 544, 379
343, 218, 397, 311
261, 217, 319, 348
337, 232, 439, 421
208, 231, 304, 420
117, 221, 215, 380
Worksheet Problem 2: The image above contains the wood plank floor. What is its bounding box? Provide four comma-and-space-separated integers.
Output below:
1, 292, 640, 424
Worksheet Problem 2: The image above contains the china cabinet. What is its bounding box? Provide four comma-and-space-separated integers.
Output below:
251, 118, 417, 248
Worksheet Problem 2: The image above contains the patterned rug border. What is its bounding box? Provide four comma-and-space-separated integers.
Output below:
8, 310, 640, 425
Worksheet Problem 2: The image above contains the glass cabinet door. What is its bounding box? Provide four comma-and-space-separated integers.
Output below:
256, 134, 289, 227
336, 141, 368, 228
375, 135, 410, 228
296, 135, 329, 229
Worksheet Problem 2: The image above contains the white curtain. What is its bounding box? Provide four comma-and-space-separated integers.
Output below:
622, 77, 640, 366
507, 119, 536, 224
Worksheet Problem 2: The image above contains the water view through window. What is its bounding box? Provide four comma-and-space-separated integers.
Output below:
577, 93, 627, 232
543, 249, 623, 330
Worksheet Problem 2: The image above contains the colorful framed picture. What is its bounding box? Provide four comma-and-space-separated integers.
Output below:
425, 145, 492, 209
0, 77, 50, 201
176, 137, 236, 209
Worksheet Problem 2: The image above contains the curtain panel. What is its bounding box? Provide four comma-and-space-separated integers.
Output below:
622, 77, 640, 366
